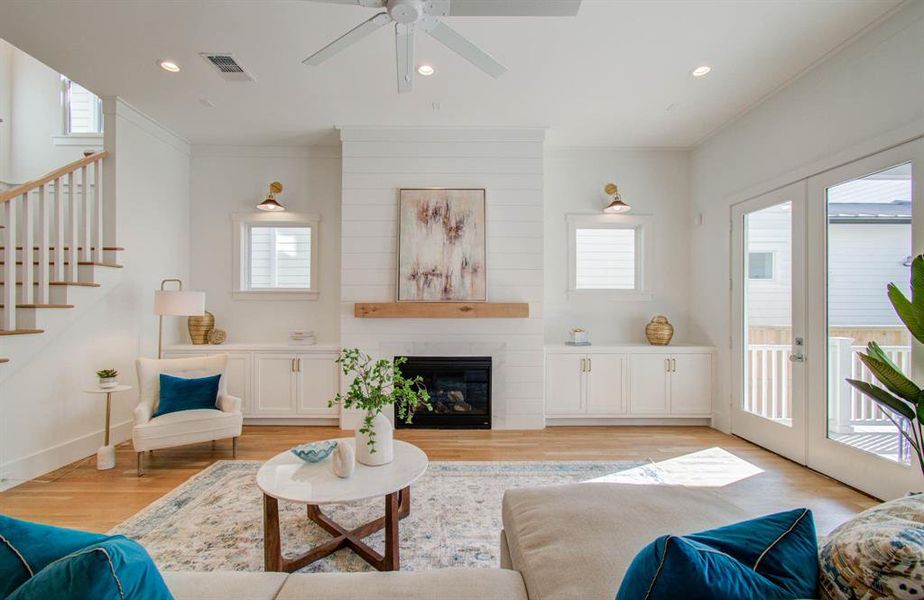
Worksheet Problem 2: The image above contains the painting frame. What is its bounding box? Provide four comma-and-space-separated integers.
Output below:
397, 188, 487, 303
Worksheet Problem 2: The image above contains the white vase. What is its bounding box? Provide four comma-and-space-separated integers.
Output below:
331, 441, 355, 478
356, 411, 394, 466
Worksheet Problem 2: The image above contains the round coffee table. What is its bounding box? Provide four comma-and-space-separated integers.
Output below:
257, 438, 428, 573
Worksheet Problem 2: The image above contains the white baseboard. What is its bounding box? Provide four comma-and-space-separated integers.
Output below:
244, 418, 339, 426
0, 419, 132, 491
545, 417, 712, 427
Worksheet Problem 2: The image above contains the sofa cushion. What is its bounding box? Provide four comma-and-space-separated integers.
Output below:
820, 493, 924, 600
502, 483, 750, 600
162, 571, 289, 600
7, 535, 173, 600
275, 568, 528, 600
154, 374, 221, 417
0, 514, 109, 596
616, 508, 818, 600
133, 408, 242, 446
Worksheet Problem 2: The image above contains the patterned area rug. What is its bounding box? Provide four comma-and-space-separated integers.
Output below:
111, 460, 643, 573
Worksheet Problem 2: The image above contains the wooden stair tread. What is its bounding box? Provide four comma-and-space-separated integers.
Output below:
0, 304, 75, 309
0, 329, 44, 336
0, 281, 101, 287
1, 246, 124, 251
1, 261, 123, 268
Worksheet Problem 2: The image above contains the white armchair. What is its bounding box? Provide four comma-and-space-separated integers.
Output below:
133, 354, 243, 476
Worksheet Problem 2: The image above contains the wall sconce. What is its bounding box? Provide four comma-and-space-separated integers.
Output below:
257, 181, 285, 212
603, 183, 631, 214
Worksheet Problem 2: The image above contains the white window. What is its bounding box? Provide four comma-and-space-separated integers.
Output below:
747, 251, 774, 280
63, 78, 103, 134
567, 214, 653, 299
232, 213, 320, 299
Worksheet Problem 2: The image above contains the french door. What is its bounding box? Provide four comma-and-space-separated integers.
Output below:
805, 139, 923, 500
733, 137, 923, 499
731, 182, 808, 463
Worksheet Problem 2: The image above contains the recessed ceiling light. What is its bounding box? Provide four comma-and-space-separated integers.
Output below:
158, 60, 181, 73
692, 65, 711, 78
417, 64, 435, 76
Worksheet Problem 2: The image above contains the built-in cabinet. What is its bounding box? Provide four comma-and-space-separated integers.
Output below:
164, 344, 340, 421
545, 345, 714, 421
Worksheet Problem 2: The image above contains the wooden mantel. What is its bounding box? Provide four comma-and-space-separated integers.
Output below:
354, 302, 529, 319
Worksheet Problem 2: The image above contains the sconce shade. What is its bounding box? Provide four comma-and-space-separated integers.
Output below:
153, 290, 205, 316
603, 182, 631, 214
257, 181, 285, 212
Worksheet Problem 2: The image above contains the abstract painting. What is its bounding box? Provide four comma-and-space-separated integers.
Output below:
398, 189, 486, 302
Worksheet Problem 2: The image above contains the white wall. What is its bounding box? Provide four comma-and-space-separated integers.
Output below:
0, 99, 190, 487
0, 40, 12, 183
339, 127, 546, 430
188, 145, 341, 344
689, 0, 924, 431
544, 148, 691, 344
3, 40, 101, 183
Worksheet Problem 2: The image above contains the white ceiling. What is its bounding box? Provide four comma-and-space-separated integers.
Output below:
0, 0, 901, 147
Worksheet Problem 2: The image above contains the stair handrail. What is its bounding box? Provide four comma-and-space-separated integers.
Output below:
0, 151, 108, 204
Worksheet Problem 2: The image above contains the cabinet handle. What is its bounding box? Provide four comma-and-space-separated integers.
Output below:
580, 358, 586, 372
588, 358, 592, 372
291, 358, 295, 372
297, 358, 301, 372
665, 358, 670, 372
671, 358, 676, 372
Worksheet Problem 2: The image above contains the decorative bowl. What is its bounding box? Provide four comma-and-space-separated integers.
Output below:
290, 440, 338, 463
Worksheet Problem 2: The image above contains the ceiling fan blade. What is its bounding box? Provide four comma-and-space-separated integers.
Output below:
299, 0, 386, 7
395, 23, 415, 94
421, 18, 507, 78
303, 12, 391, 66
444, 0, 581, 17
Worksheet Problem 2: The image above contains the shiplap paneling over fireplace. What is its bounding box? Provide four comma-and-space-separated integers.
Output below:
339, 127, 546, 430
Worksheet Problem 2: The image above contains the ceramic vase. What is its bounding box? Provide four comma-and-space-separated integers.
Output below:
331, 442, 355, 478
98, 377, 118, 389
356, 411, 394, 466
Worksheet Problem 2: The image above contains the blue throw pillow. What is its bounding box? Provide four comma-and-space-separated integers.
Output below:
616, 508, 818, 600
154, 373, 221, 417
0, 514, 108, 597
7, 535, 173, 600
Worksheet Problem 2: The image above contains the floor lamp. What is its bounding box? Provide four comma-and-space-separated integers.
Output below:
153, 279, 205, 358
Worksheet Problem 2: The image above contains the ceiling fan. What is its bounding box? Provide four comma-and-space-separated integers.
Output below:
301, 0, 581, 93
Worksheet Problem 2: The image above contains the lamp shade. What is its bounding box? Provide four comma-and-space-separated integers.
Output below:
153, 290, 205, 316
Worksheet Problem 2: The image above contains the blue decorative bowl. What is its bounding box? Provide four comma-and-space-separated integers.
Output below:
290, 440, 338, 463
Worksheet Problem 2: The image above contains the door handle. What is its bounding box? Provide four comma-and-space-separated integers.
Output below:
789, 336, 805, 362
789, 353, 805, 363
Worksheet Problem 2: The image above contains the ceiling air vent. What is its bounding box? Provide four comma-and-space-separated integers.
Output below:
199, 53, 254, 82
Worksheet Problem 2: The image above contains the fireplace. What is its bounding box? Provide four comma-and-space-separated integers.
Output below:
396, 356, 491, 429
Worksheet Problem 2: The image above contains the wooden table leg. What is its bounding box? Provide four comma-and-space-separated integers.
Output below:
263, 494, 282, 572
383, 488, 400, 570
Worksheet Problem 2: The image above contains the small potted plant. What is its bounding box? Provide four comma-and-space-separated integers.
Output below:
329, 348, 430, 466
96, 368, 119, 389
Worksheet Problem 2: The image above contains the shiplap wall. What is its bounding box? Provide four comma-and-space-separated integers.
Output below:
339, 127, 546, 429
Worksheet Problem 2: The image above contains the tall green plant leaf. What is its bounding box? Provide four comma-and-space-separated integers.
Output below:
846, 378, 915, 420
866, 341, 903, 374
856, 352, 921, 403
889, 283, 924, 344
912, 255, 924, 325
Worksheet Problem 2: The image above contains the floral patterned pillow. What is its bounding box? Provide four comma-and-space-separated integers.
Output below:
819, 493, 924, 600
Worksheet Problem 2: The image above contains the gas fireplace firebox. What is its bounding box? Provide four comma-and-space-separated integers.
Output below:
396, 356, 491, 429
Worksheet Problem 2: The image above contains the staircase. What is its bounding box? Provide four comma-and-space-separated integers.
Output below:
0, 151, 122, 366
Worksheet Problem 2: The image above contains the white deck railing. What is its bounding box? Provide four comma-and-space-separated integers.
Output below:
746, 340, 911, 431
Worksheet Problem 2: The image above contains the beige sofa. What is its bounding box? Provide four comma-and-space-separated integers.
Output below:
163, 483, 750, 600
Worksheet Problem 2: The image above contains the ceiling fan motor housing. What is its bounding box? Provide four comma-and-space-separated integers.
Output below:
388, 0, 425, 23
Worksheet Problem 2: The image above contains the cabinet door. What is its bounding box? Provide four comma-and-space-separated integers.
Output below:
628, 354, 670, 415
670, 354, 712, 415
224, 354, 252, 415
296, 354, 339, 416
253, 354, 297, 415
545, 353, 585, 416
585, 353, 627, 415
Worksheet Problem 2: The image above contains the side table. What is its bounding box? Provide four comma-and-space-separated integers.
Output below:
82, 384, 132, 470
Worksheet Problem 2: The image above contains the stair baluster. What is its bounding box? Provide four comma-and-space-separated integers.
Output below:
20, 192, 33, 304
93, 160, 103, 264
80, 164, 90, 263
2, 199, 15, 330
53, 178, 64, 282
66, 171, 77, 283
37, 185, 50, 305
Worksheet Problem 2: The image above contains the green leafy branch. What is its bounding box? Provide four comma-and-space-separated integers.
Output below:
846, 255, 924, 478
328, 349, 431, 454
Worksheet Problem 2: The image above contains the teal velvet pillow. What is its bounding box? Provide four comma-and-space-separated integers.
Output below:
154, 373, 221, 417
0, 514, 108, 597
7, 535, 173, 600
616, 508, 818, 600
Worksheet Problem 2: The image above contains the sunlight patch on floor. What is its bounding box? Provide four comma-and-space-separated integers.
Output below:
585, 447, 764, 487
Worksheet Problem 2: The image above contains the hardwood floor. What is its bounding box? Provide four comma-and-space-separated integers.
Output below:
0, 425, 875, 534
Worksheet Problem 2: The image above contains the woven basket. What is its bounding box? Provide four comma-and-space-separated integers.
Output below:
187, 311, 214, 345
645, 315, 674, 346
